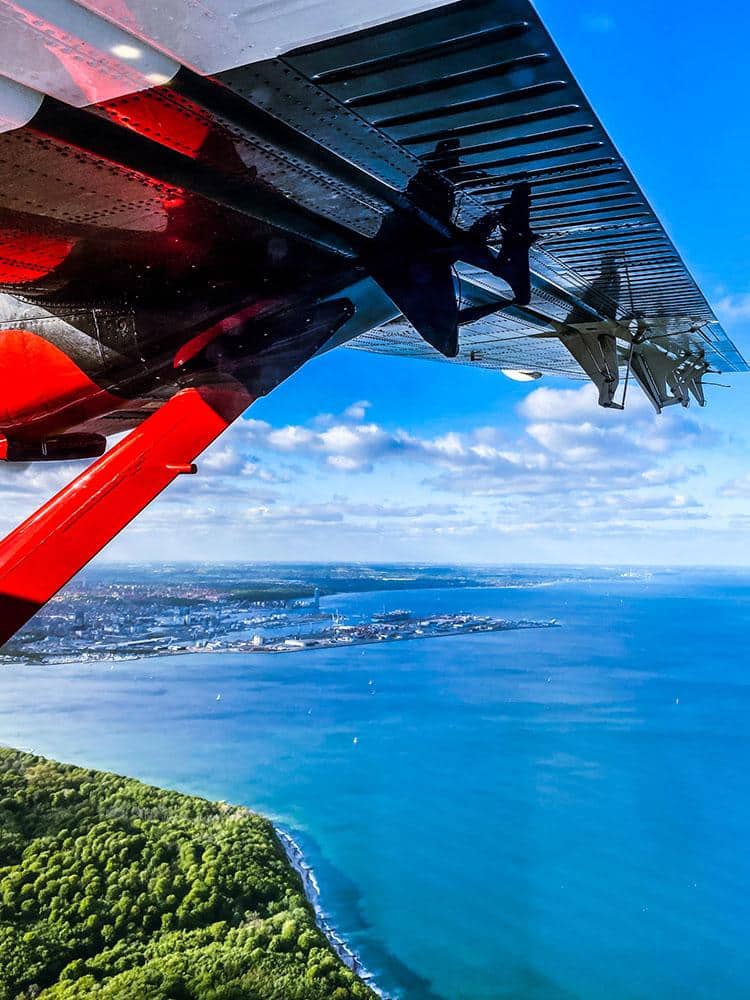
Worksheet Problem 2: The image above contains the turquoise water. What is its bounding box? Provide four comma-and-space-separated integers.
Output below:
1, 570, 749, 999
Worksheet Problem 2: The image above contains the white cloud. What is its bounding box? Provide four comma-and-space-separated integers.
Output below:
715, 293, 750, 323
241, 461, 287, 484
238, 499, 472, 538
172, 394, 717, 547
520, 382, 652, 424
209, 394, 716, 513
0, 461, 81, 497
201, 444, 243, 474
343, 400, 371, 421
0, 388, 737, 565
327, 454, 365, 471
518, 384, 608, 422
267, 425, 316, 450
719, 473, 750, 499
642, 464, 705, 486
245, 503, 344, 527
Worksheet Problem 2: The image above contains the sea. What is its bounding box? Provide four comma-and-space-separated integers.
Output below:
1, 567, 749, 1000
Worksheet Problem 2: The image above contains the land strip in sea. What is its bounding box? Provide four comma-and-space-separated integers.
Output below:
2, 561, 565, 664
0, 747, 378, 1000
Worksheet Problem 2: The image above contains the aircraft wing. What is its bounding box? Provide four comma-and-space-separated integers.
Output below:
0, 0, 746, 645
0, 0, 742, 412
283, 0, 747, 401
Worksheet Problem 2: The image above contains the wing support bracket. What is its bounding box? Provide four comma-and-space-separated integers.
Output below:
630, 344, 690, 413
0, 384, 251, 647
559, 327, 622, 408
367, 184, 534, 359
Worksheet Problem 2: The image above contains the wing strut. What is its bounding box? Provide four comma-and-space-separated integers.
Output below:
0, 384, 251, 647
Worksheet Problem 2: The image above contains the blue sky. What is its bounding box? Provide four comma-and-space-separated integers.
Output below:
3, 0, 750, 566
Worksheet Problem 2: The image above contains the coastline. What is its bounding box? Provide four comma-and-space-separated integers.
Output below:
1, 618, 559, 667
1, 747, 383, 998
276, 828, 391, 1000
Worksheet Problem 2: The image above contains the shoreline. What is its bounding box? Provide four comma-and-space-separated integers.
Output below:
276, 828, 391, 1000
0, 746, 392, 996
1, 618, 559, 667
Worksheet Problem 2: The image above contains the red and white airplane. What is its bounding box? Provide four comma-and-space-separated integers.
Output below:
0, 0, 744, 644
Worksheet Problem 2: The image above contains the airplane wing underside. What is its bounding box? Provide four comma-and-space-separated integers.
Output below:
284, 1, 746, 388
0, 0, 741, 412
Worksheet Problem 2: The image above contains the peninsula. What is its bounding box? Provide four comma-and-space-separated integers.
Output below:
1, 562, 562, 664
0, 748, 377, 1000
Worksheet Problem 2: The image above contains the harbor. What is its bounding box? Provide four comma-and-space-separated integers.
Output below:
255, 612, 559, 654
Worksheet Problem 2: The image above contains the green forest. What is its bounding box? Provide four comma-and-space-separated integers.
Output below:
0, 748, 376, 1000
